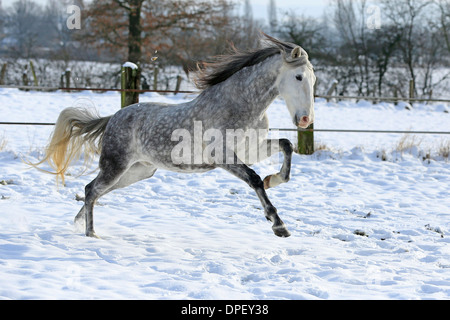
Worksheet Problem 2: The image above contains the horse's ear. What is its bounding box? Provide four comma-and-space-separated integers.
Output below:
291, 46, 302, 59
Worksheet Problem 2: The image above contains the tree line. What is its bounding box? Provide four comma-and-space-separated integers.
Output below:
0, 0, 449, 98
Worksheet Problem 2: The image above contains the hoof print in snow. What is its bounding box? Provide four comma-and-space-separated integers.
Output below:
353, 229, 368, 237
425, 224, 444, 238
0, 179, 14, 185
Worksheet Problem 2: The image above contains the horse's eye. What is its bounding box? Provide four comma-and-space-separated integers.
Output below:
296, 74, 303, 81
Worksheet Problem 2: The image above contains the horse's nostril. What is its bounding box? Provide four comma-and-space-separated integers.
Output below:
301, 116, 309, 123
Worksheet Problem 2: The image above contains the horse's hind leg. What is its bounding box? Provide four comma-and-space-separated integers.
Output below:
74, 205, 85, 224
80, 156, 131, 237
74, 161, 157, 237
105, 162, 156, 193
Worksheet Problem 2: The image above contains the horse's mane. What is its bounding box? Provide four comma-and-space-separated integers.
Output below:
194, 34, 307, 90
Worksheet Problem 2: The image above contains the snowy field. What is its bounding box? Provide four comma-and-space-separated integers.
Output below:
0, 88, 449, 299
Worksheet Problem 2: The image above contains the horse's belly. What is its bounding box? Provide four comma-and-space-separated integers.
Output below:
149, 160, 215, 173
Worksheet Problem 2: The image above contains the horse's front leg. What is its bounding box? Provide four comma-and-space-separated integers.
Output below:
218, 162, 291, 237
260, 138, 293, 189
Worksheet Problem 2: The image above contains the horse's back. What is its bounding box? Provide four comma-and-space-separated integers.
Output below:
103, 101, 214, 172
102, 99, 271, 171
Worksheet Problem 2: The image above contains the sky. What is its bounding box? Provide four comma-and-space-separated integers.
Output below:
1, 0, 329, 20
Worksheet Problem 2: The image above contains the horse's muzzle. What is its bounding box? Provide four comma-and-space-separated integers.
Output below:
294, 115, 312, 128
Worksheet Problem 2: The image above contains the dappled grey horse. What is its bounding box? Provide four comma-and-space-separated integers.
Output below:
33, 34, 316, 238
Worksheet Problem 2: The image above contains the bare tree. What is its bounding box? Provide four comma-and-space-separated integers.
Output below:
332, 0, 373, 96
41, 0, 74, 61
165, 0, 266, 78
268, 0, 277, 34
84, 0, 234, 64
380, 0, 431, 95
244, 0, 253, 26
367, 25, 402, 96
0, 0, 5, 43
415, 4, 450, 97
278, 10, 330, 63
162, 0, 239, 76
234, 0, 261, 50
435, 0, 450, 55
5, 0, 44, 58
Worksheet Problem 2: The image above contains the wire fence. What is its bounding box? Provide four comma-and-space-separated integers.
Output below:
1, 85, 450, 103
271, 128, 450, 135
0, 122, 448, 136
1, 85, 449, 136
0, 85, 196, 94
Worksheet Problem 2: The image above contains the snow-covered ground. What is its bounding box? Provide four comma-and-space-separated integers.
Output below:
0, 88, 449, 299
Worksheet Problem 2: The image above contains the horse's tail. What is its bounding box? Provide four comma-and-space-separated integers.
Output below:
28, 107, 111, 185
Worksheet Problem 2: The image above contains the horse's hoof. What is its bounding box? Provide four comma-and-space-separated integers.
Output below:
86, 231, 101, 239
263, 175, 271, 189
272, 225, 291, 237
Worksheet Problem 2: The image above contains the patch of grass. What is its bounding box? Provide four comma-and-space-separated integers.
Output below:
0, 133, 7, 151
437, 139, 450, 160
376, 150, 388, 161
395, 134, 423, 153
391, 134, 449, 162
310, 141, 343, 160
314, 141, 332, 151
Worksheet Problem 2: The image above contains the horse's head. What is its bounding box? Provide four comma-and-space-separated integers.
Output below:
276, 46, 316, 129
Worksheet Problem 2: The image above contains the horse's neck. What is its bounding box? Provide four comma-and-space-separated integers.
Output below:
239, 55, 281, 111
197, 55, 281, 116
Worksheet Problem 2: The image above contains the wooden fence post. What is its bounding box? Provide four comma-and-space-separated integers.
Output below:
174, 75, 182, 94
121, 62, 140, 108
427, 89, 433, 104
393, 88, 398, 105
60, 69, 71, 91
326, 79, 338, 102
29, 61, 38, 87
22, 65, 29, 91
297, 125, 314, 155
153, 65, 158, 91
409, 79, 415, 100
65, 69, 71, 91
297, 77, 316, 155
0, 63, 7, 85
